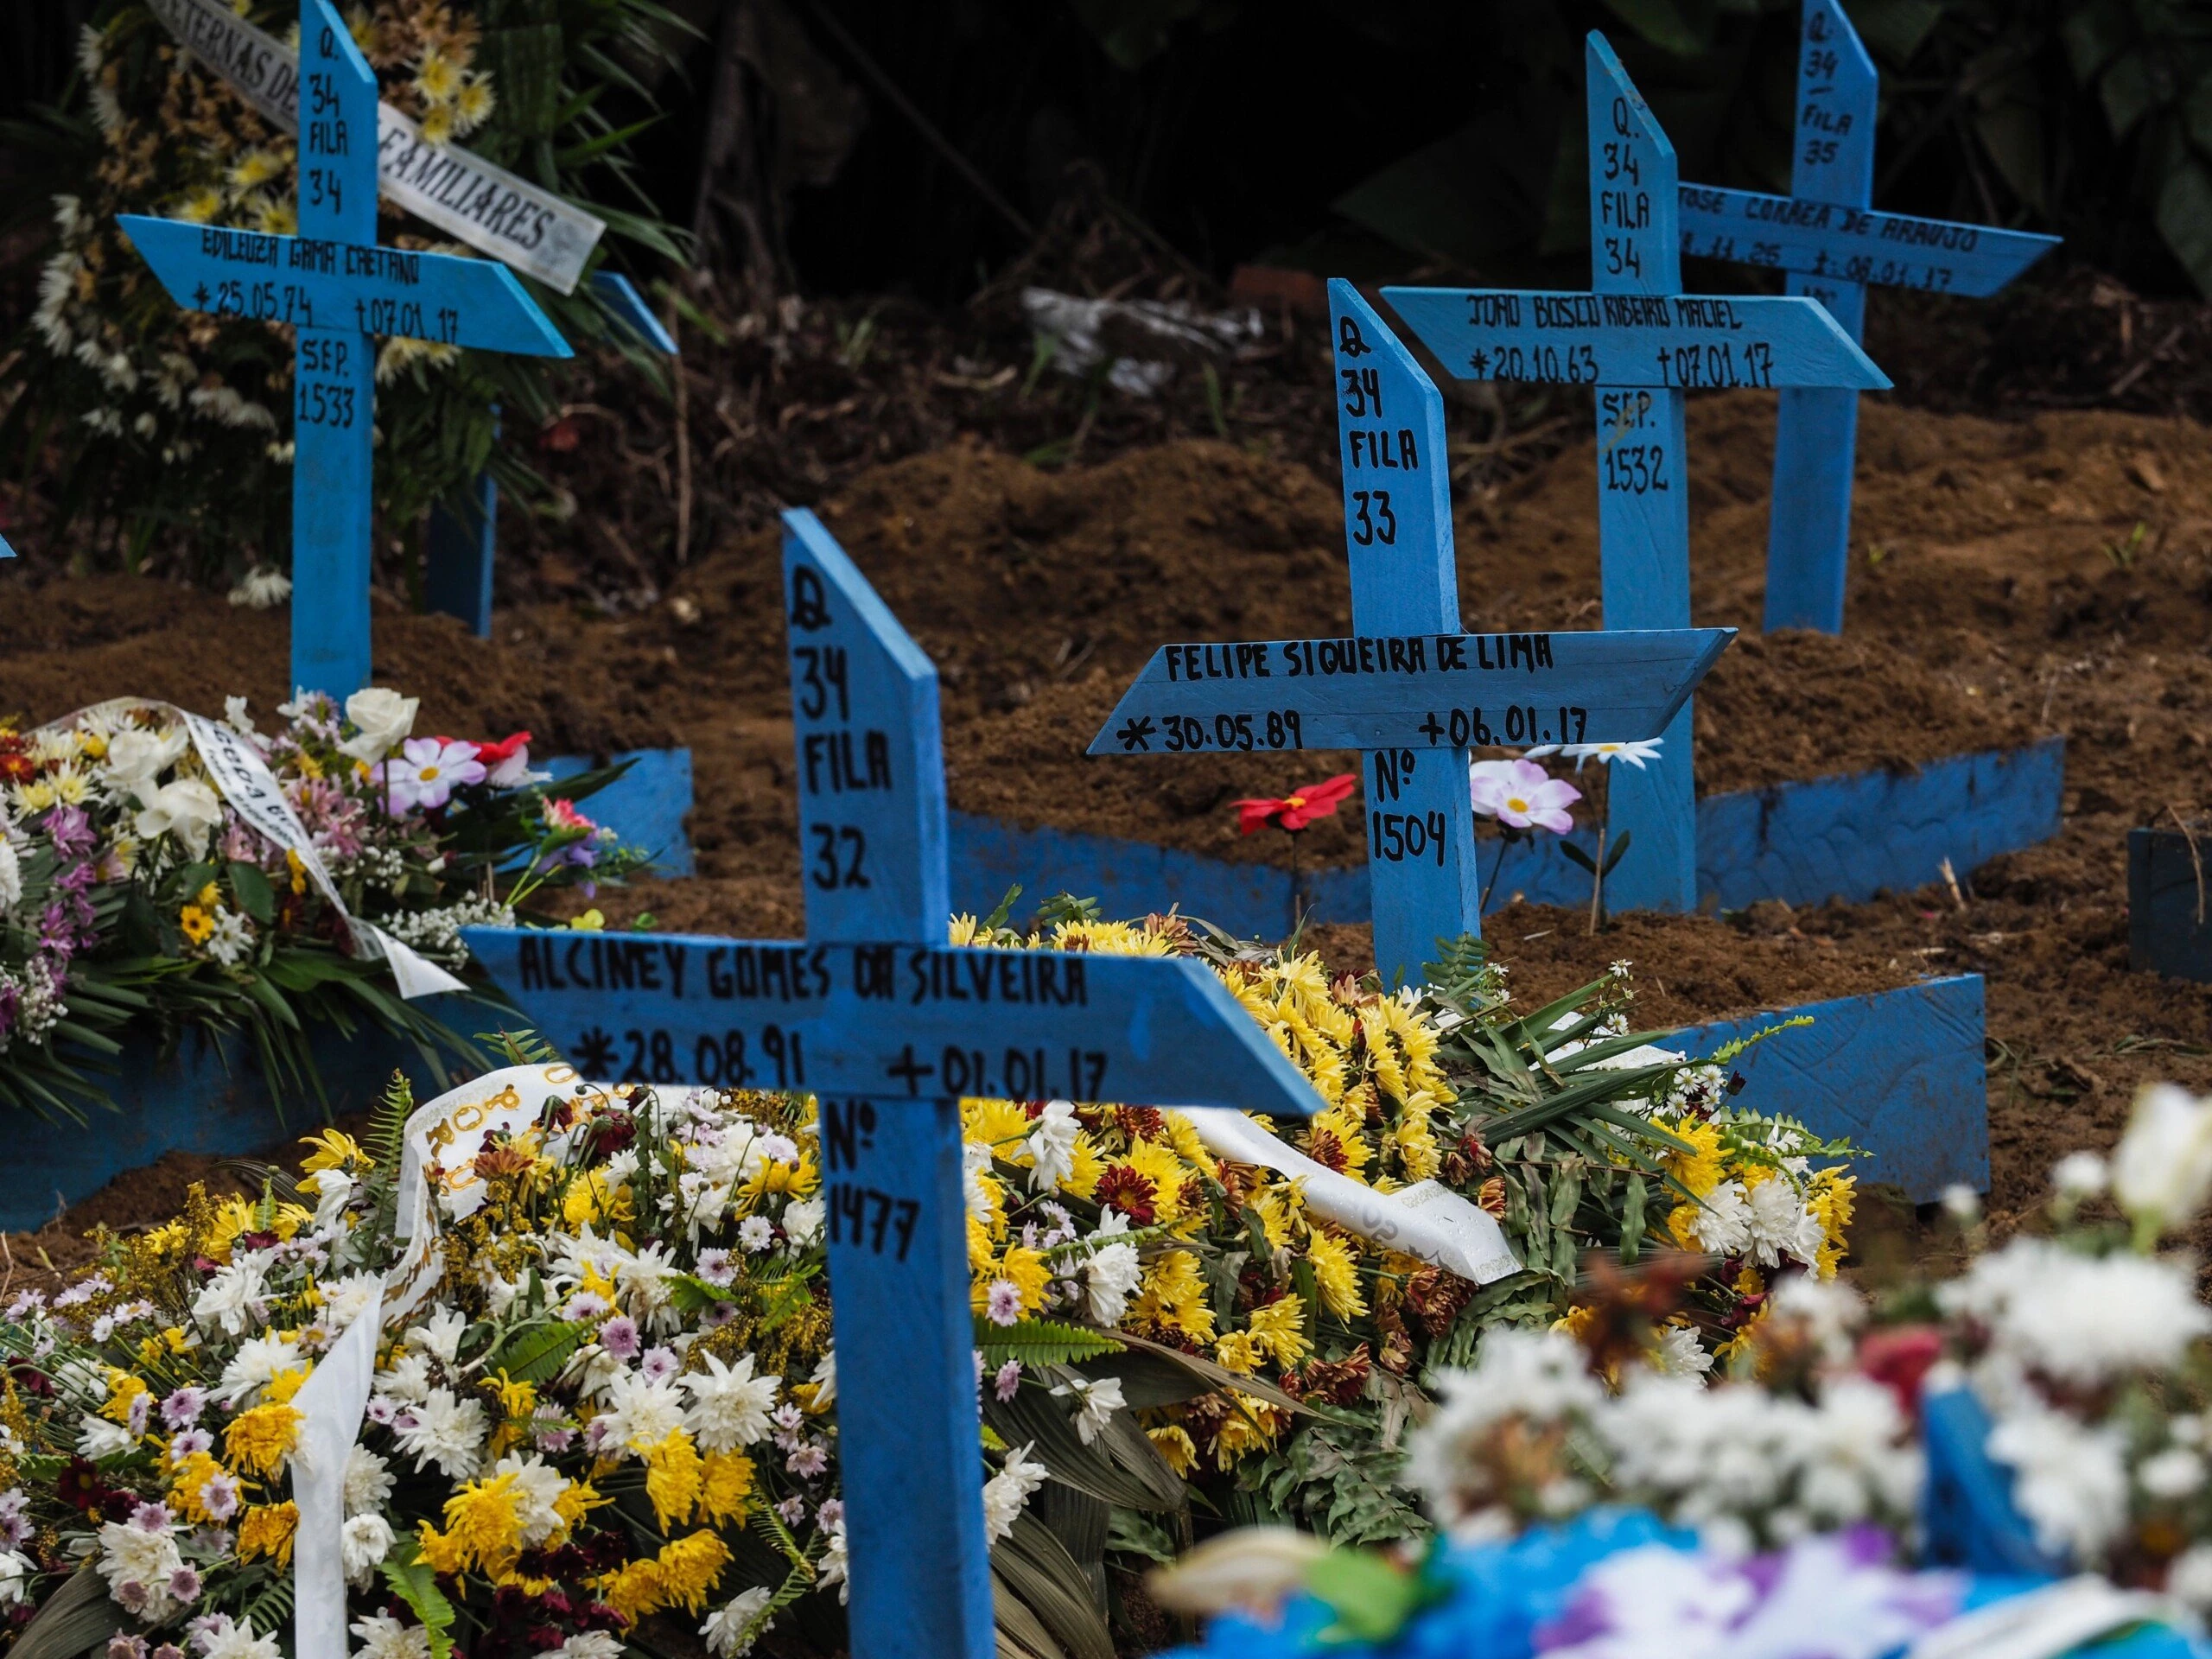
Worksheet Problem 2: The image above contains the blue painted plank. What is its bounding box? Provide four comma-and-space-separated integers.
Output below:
1329, 279, 1484, 982
1684, 974, 1989, 1202
1377, 287, 1891, 391
542, 747, 695, 877
1765, 0, 1878, 637
1676, 188, 2060, 298
2128, 826, 2212, 982
1695, 736, 2064, 913
461, 929, 1325, 1116
1586, 33, 1698, 917
425, 466, 497, 639
944, 741, 2064, 933
287, 0, 382, 700
1922, 1388, 2068, 1575
1085, 628, 1732, 756
118, 216, 575, 358
782, 506, 950, 943
590, 270, 679, 354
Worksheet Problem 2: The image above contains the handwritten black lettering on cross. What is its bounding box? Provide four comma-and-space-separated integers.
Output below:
1383, 34, 1890, 915
1087, 281, 1732, 985
469, 510, 1324, 1659
118, 0, 569, 696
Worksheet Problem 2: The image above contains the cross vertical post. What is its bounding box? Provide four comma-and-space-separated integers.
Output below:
1587, 34, 1697, 912
469, 514, 1326, 1659
294, 0, 379, 698
1765, 0, 1878, 634
779, 511, 987, 1659
1329, 281, 1484, 980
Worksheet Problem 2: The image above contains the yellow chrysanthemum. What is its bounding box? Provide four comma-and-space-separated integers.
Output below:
963, 1097, 1034, 1164
1064, 1135, 1103, 1199
595, 1558, 663, 1622
167, 1452, 230, 1525
1305, 1227, 1367, 1319
1160, 1111, 1219, 1179
224, 1402, 302, 1478
1246, 1294, 1311, 1368
974, 1244, 1052, 1319
1305, 1103, 1373, 1184
1211, 1394, 1286, 1469
1132, 1249, 1215, 1343
643, 1431, 704, 1531
1213, 1332, 1263, 1374
429, 1472, 527, 1577
1809, 1171, 1856, 1281
415, 48, 462, 104
1122, 1137, 1194, 1224
237, 1501, 298, 1566
652, 1530, 732, 1616
1659, 1118, 1726, 1198
1147, 1425, 1198, 1476
99, 1372, 149, 1429
698, 1451, 755, 1524
1248, 1179, 1300, 1250
299, 1128, 364, 1174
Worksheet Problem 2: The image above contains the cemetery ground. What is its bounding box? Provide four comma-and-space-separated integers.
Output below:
3, 349, 2209, 1285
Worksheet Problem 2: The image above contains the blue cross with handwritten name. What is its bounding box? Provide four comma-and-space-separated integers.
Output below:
465, 509, 1325, 1659
117, 0, 571, 697
1677, 0, 2059, 634
1383, 34, 1891, 916
1086, 276, 1732, 984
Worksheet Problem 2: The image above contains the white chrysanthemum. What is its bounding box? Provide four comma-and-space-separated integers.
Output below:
1684, 1180, 1754, 1256
1986, 1400, 2130, 1560
374, 1351, 434, 1404
783, 1196, 824, 1247
2113, 1084, 2212, 1235
213, 1333, 302, 1406
1083, 1236, 1142, 1325
597, 1371, 687, 1455
343, 1445, 393, 1518
0, 1550, 32, 1606
341, 1513, 395, 1588
982, 1441, 1049, 1543
1049, 1375, 1124, 1446
492, 1453, 571, 1546
683, 1353, 780, 1452
1404, 1328, 1605, 1525
96, 1516, 184, 1618
699, 1586, 776, 1657
408, 1306, 469, 1365
554, 1636, 623, 1659
1937, 1236, 2212, 1387
1027, 1099, 1080, 1190
1646, 1324, 1714, 1378
1744, 1177, 1825, 1270
77, 1414, 134, 1460
350, 1611, 429, 1659
321, 1270, 381, 1330
393, 1387, 486, 1478
191, 1252, 270, 1336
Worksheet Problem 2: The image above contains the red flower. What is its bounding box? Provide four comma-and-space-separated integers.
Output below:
477, 731, 533, 767
1231, 772, 1357, 836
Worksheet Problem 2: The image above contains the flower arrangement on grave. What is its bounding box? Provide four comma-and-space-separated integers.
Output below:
0, 687, 645, 1120
1137, 1079, 2212, 1659
0, 904, 1853, 1659
9, 0, 683, 587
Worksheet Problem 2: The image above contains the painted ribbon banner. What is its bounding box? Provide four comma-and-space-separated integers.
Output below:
145, 0, 604, 293
1379, 286, 1892, 391
1676, 186, 2059, 297
117, 218, 575, 355
1087, 626, 1733, 756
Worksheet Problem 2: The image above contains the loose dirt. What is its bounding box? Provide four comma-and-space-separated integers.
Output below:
8, 385, 2212, 1248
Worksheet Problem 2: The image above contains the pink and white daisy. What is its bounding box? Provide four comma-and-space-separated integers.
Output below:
372, 737, 486, 813
1470, 758, 1581, 835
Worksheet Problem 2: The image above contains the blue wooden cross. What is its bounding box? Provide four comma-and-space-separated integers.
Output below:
1087, 276, 1732, 984
464, 509, 1324, 1659
1382, 34, 1890, 915
117, 0, 571, 697
1677, 0, 2059, 634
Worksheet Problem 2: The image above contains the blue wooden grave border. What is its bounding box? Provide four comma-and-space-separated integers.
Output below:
1675, 0, 2059, 634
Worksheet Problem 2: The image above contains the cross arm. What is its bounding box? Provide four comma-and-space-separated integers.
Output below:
1675, 188, 2060, 298
461, 927, 1328, 1120
1381, 286, 1888, 391
1085, 627, 1732, 757
118, 215, 571, 357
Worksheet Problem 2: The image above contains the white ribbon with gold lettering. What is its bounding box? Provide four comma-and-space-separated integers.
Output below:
144, 0, 605, 294
293, 1063, 590, 1659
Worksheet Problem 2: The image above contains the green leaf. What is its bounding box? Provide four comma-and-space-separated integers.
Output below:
487, 1319, 587, 1385
1305, 1549, 1425, 1644
382, 1545, 457, 1659
11, 1569, 127, 1659
976, 1317, 1126, 1368
228, 860, 276, 925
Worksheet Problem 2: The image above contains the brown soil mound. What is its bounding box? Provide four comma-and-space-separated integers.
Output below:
10, 388, 2212, 1244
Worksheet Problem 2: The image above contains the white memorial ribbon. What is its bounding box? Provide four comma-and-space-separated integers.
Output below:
293, 1063, 588, 1659
40, 699, 465, 1000
1179, 1107, 1522, 1283
144, 0, 606, 294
